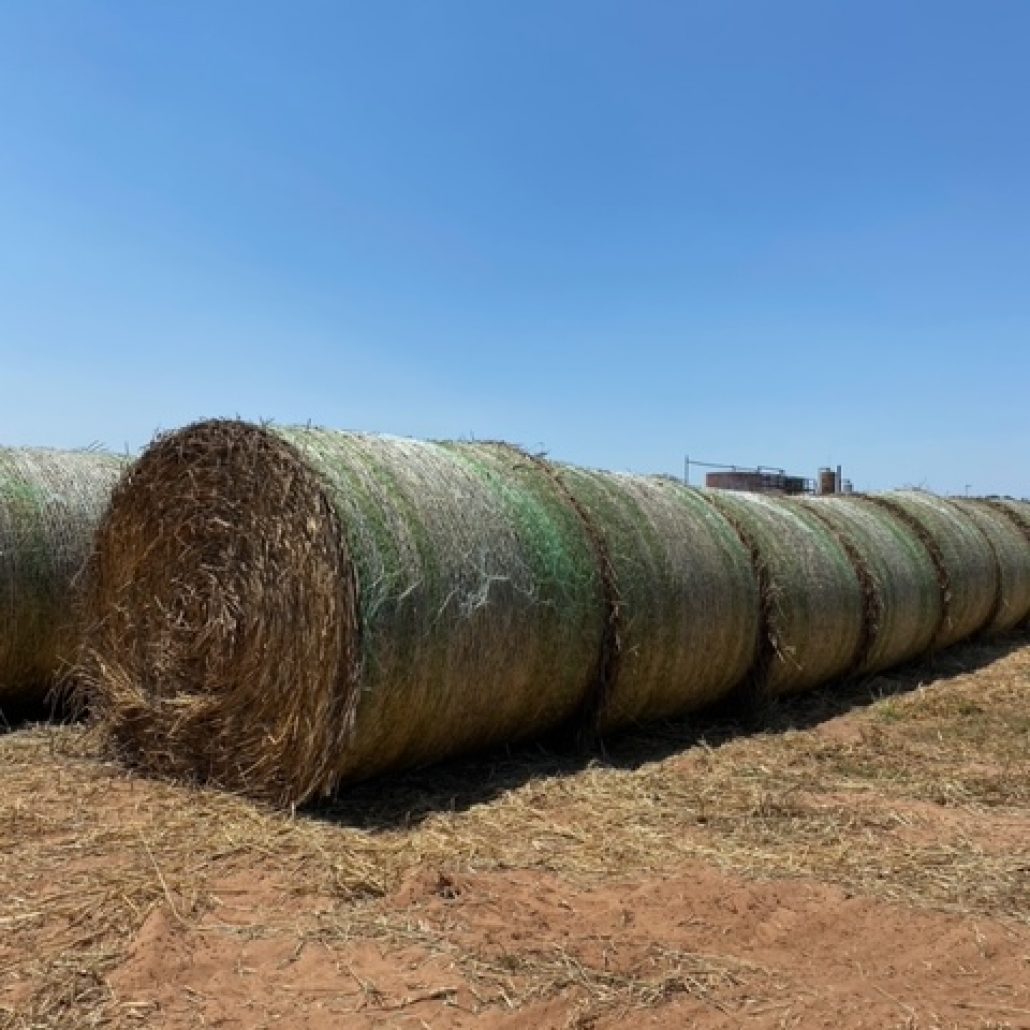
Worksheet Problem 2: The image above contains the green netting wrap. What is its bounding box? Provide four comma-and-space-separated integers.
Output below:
73, 418, 1025, 805
796, 496, 941, 673
76, 423, 609, 804
0, 447, 125, 704
75, 421, 766, 803
316, 436, 607, 784
553, 471, 760, 728
949, 499, 1030, 631
984, 498, 1030, 539
988, 499, 1030, 628
984, 501, 1030, 560
692, 491, 865, 696
865, 492, 999, 649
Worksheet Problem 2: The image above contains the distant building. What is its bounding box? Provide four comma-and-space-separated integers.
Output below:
704, 470, 811, 495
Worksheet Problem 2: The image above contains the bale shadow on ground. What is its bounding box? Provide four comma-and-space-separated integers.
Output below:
310, 628, 1030, 832
0, 691, 66, 735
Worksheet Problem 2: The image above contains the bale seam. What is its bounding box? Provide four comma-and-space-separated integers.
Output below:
800, 502, 884, 677
864, 496, 952, 650
695, 491, 778, 701
500, 447, 624, 738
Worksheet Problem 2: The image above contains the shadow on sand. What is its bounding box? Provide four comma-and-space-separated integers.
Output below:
0, 690, 66, 736
310, 628, 1029, 831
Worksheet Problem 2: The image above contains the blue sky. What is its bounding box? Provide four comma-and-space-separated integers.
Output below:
1, 2, 1027, 495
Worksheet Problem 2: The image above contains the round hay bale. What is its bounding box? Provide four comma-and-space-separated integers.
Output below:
553, 470, 760, 729
995, 499, 1030, 628
983, 499, 1030, 548
0, 446, 125, 704
796, 495, 941, 673
696, 491, 866, 696
76, 421, 606, 805
994, 498, 1030, 527
948, 499, 1030, 631
865, 492, 998, 649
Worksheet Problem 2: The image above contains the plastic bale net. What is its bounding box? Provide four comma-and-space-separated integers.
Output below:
73, 419, 1022, 805
0, 447, 126, 705
986, 499, 1030, 628
692, 490, 866, 696
552, 470, 760, 730
984, 498, 1030, 543
75, 422, 616, 805
948, 499, 1030, 632
75, 420, 770, 804
796, 495, 941, 673
865, 492, 999, 649
990, 499, 1030, 628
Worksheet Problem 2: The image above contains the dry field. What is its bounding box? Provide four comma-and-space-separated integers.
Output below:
2, 633, 1028, 1029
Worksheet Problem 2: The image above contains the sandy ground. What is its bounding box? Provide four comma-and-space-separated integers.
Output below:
2, 633, 1028, 1028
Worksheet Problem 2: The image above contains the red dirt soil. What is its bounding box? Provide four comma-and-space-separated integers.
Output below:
106, 864, 1029, 1029
2, 633, 1029, 1028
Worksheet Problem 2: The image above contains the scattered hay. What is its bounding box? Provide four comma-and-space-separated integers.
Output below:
0, 447, 124, 706
697, 490, 865, 696
4, 634, 1029, 1027
798, 496, 940, 673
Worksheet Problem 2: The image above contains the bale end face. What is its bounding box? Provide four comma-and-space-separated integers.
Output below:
74, 420, 358, 805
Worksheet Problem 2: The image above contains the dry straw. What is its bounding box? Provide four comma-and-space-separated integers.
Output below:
0, 447, 125, 705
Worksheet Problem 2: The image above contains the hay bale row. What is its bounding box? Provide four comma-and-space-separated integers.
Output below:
76, 426, 609, 803
75, 425, 767, 803
984, 498, 1030, 545
863, 492, 1000, 649
796, 496, 941, 673
949, 499, 1030, 632
982, 499, 1030, 630
553, 469, 759, 728
696, 490, 866, 696
0, 447, 125, 704
72, 420, 1030, 805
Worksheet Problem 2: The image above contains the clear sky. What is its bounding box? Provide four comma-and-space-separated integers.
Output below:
1, 2, 1027, 495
